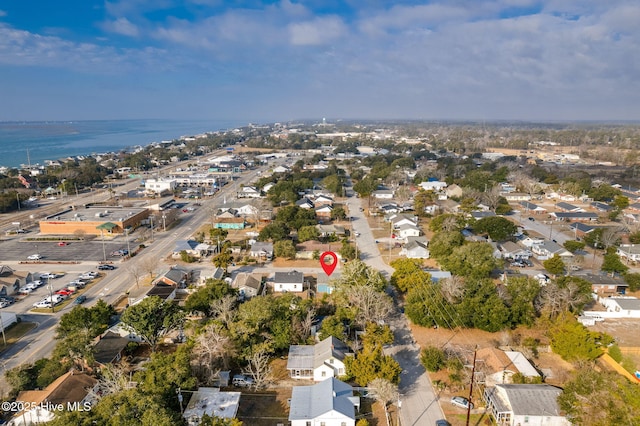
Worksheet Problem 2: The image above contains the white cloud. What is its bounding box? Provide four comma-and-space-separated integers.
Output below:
0, 10, 7, 18
101, 17, 140, 37
288, 16, 348, 45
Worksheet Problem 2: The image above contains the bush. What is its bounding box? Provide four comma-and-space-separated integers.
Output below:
420, 346, 446, 372
608, 344, 623, 363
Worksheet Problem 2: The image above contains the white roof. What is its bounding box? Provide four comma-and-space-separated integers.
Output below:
504, 351, 540, 377
183, 387, 241, 422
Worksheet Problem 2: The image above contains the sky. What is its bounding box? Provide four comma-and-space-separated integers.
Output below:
1, 0, 639, 122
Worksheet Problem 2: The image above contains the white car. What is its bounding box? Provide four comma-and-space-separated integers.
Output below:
39, 273, 61, 280
451, 396, 473, 410
27, 254, 42, 261
33, 300, 53, 308
19, 286, 35, 294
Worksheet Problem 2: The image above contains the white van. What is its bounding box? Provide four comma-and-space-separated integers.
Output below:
232, 375, 254, 387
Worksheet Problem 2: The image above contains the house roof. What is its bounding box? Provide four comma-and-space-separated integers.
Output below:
287, 336, 350, 370
577, 273, 628, 287
174, 240, 199, 252
183, 387, 241, 421
17, 371, 97, 407
250, 241, 273, 253
404, 240, 428, 251
555, 202, 579, 211
610, 297, 640, 310
161, 267, 189, 285
274, 270, 304, 284
471, 211, 496, 219
146, 283, 176, 299
568, 222, 595, 233
93, 331, 130, 364
288, 378, 355, 421
232, 273, 262, 291
490, 384, 564, 417
552, 212, 598, 219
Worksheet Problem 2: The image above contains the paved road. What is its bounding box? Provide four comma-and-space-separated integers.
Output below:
343, 193, 445, 426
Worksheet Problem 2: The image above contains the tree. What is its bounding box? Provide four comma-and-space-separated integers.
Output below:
184, 279, 235, 316
340, 285, 394, 329
543, 255, 565, 277
473, 216, 517, 241
200, 416, 244, 426
369, 378, 399, 426
563, 240, 586, 253
331, 206, 347, 220
428, 230, 464, 259
549, 312, 607, 362
390, 258, 426, 293
140, 256, 157, 280
126, 263, 143, 288
559, 367, 640, 426
538, 276, 593, 320
440, 242, 497, 279
420, 346, 446, 372
335, 259, 387, 292
193, 323, 236, 382
274, 240, 296, 259
297, 225, 319, 242
120, 296, 185, 351
258, 223, 290, 241
601, 250, 628, 276
504, 277, 541, 327
318, 315, 347, 341
339, 240, 356, 261
212, 249, 233, 271
345, 346, 401, 386
243, 345, 273, 390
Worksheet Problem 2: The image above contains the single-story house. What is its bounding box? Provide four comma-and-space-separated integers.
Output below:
0, 265, 35, 296
531, 241, 573, 260
601, 297, 640, 318
396, 223, 422, 240
400, 240, 430, 259
317, 272, 340, 295
418, 181, 447, 192
579, 273, 628, 295
286, 336, 351, 381
503, 193, 532, 202
92, 331, 131, 365
172, 240, 210, 258
295, 241, 342, 260
519, 201, 546, 214
555, 202, 583, 212
591, 201, 613, 212
313, 195, 334, 206
10, 371, 99, 426
231, 273, 263, 299
154, 266, 190, 287
212, 217, 246, 229
236, 186, 262, 198
372, 189, 394, 199
471, 211, 496, 220
476, 348, 540, 387
249, 242, 273, 260
617, 244, 640, 264
145, 283, 178, 301
316, 224, 346, 237
568, 222, 595, 238
183, 387, 241, 426
483, 384, 570, 426
289, 378, 360, 426
499, 241, 532, 260
295, 198, 315, 209
550, 212, 599, 222
315, 205, 333, 218
273, 271, 305, 293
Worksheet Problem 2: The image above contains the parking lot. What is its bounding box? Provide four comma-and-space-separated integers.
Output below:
0, 235, 134, 263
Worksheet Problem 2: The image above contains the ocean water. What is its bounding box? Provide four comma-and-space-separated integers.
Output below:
0, 119, 245, 169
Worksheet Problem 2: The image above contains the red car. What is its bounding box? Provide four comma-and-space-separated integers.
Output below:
57, 242, 68, 246
55, 289, 74, 297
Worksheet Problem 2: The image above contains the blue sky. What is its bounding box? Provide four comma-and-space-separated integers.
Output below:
1, 0, 639, 122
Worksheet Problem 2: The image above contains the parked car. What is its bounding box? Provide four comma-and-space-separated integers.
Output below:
451, 396, 473, 410
0, 300, 11, 308
40, 273, 61, 280
0, 296, 15, 305
33, 300, 53, 309
16, 229, 28, 234
435, 420, 451, 426
18, 286, 35, 295
232, 374, 255, 387
98, 264, 116, 270
27, 254, 42, 260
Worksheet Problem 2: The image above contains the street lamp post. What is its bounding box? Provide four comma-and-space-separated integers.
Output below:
124, 229, 131, 257
47, 277, 54, 313
100, 230, 107, 262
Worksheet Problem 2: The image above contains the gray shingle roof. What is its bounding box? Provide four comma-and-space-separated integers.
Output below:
492, 384, 563, 416
274, 270, 303, 284
286, 336, 350, 370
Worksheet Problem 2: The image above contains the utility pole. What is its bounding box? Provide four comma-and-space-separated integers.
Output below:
466, 348, 478, 426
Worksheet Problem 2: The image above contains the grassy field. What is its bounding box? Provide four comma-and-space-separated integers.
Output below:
0, 321, 37, 352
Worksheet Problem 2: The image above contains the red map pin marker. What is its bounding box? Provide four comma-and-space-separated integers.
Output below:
320, 251, 338, 276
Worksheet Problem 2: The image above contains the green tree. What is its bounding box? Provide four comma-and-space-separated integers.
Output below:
339, 241, 356, 261
56, 300, 115, 340
563, 240, 586, 253
258, 223, 290, 241
405, 279, 451, 328
297, 225, 320, 242
184, 279, 235, 316
549, 313, 605, 362
200, 415, 244, 426
440, 242, 498, 279
457, 279, 510, 332
543, 254, 565, 276
274, 240, 296, 259
473, 216, 517, 241
318, 315, 347, 341
624, 273, 640, 292
601, 250, 629, 276
504, 277, 541, 327
120, 296, 185, 352
212, 249, 233, 271
345, 346, 401, 386
390, 258, 426, 293
420, 346, 446, 372
428, 230, 464, 259
331, 206, 347, 220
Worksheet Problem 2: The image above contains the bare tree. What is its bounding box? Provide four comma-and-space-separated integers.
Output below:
97, 362, 132, 396
482, 185, 503, 211
193, 323, 236, 383
210, 295, 237, 327
74, 229, 87, 241
601, 227, 621, 250
139, 256, 158, 280
344, 285, 394, 329
369, 378, 399, 426
292, 307, 316, 343
126, 263, 143, 288
439, 275, 465, 304
243, 346, 273, 390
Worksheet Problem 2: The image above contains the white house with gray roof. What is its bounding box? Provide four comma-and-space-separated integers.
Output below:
286, 336, 351, 381
483, 384, 570, 426
288, 378, 359, 426
273, 270, 305, 293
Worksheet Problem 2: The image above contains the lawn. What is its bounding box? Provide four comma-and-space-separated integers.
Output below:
0, 321, 37, 352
